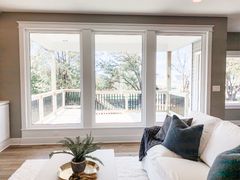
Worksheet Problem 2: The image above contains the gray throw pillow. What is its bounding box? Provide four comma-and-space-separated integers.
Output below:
162, 115, 203, 161
154, 115, 193, 142
207, 145, 240, 180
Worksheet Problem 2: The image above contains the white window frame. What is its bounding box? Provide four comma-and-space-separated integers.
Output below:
20, 29, 83, 129
192, 50, 202, 112
225, 51, 240, 109
154, 31, 212, 125
18, 22, 213, 141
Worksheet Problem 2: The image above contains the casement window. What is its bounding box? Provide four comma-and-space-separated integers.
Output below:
225, 51, 240, 109
19, 22, 212, 138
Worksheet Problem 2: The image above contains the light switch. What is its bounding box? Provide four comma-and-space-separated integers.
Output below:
212, 85, 221, 92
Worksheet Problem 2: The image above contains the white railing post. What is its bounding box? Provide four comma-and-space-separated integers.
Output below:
39, 95, 44, 123
156, 90, 168, 112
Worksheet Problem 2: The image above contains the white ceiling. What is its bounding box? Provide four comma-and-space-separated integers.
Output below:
157, 36, 201, 51
31, 33, 80, 52
0, 0, 240, 32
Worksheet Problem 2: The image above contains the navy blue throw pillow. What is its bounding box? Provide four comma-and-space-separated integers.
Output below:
162, 115, 203, 161
207, 145, 240, 180
154, 115, 193, 142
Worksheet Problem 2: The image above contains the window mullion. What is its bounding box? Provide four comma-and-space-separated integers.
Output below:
81, 29, 93, 128
145, 30, 156, 127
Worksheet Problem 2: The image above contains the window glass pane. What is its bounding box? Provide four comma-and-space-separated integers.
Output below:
226, 56, 240, 105
156, 35, 201, 122
95, 34, 142, 123
30, 33, 81, 124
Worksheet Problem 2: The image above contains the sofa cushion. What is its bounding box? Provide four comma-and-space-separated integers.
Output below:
162, 115, 203, 161
143, 156, 209, 180
146, 144, 182, 159
155, 115, 193, 141
201, 121, 240, 167
207, 145, 240, 180
189, 112, 221, 155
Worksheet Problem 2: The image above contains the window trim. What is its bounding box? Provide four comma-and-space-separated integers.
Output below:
18, 22, 213, 139
225, 51, 240, 109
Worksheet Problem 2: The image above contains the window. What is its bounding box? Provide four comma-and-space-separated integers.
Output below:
225, 51, 240, 109
30, 33, 81, 125
94, 34, 143, 124
19, 22, 212, 138
156, 35, 202, 122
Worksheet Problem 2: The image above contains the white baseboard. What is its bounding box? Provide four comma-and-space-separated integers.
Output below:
0, 138, 12, 152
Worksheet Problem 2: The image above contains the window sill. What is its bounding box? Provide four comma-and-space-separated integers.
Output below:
22, 125, 146, 131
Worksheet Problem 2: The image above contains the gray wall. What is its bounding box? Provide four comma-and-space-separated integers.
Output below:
0, 13, 227, 138
225, 32, 240, 120
227, 32, 240, 51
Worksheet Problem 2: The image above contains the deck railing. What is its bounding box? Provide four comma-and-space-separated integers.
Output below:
31, 89, 188, 123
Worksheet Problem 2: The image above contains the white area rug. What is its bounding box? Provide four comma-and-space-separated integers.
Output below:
9, 156, 149, 180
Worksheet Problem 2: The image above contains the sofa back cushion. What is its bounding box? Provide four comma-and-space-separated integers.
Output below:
189, 112, 221, 155
201, 121, 240, 167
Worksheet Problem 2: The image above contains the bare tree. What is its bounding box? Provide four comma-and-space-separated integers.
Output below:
226, 58, 240, 101
171, 50, 191, 92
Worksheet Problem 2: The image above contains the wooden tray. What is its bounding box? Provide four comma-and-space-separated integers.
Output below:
58, 160, 99, 180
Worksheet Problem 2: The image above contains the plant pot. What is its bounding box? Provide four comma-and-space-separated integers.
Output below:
71, 158, 86, 174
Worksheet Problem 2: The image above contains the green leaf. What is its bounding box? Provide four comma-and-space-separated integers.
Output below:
85, 155, 104, 166
56, 134, 101, 162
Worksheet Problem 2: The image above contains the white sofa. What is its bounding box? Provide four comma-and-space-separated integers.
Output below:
142, 112, 240, 180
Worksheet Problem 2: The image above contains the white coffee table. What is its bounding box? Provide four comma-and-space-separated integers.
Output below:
34, 149, 117, 180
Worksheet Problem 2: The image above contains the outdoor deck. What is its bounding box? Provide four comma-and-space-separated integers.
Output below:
34, 108, 168, 124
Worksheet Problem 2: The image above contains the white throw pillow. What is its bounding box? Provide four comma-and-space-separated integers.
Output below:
189, 112, 221, 155
201, 121, 240, 167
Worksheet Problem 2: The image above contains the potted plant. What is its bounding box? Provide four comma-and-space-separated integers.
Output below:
49, 134, 103, 174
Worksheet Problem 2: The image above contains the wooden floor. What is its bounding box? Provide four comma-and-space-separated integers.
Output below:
0, 143, 139, 180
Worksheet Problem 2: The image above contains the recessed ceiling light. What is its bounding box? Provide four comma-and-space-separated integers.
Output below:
192, 0, 202, 3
